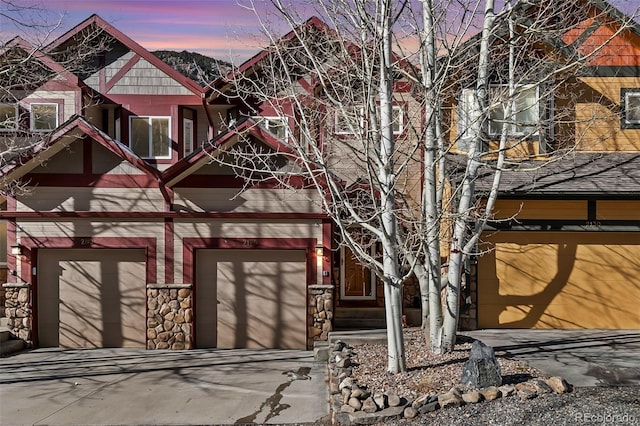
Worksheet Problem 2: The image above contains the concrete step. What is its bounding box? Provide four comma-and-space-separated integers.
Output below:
0, 328, 10, 343
0, 338, 25, 357
333, 307, 386, 330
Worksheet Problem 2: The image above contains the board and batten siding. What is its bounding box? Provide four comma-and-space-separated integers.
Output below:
172, 188, 322, 214
16, 187, 165, 213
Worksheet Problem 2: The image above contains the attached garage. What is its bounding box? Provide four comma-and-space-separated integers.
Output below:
478, 232, 640, 329
38, 249, 147, 348
195, 249, 307, 349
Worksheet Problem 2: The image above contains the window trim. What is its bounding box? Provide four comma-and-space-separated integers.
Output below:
30, 102, 59, 132
621, 88, 640, 129
0, 103, 19, 131
129, 115, 172, 160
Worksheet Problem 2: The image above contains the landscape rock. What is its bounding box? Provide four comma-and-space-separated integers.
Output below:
479, 386, 502, 401
387, 393, 401, 407
438, 388, 464, 409
341, 404, 356, 413
362, 397, 378, 413
462, 391, 482, 403
348, 397, 363, 410
418, 401, 440, 414
339, 377, 356, 392
546, 376, 571, 394
404, 406, 418, 419
373, 392, 387, 409
460, 340, 502, 388
516, 382, 538, 400
499, 384, 516, 397
532, 379, 554, 395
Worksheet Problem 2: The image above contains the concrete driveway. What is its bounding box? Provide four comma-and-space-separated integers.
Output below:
465, 329, 640, 387
0, 348, 329, 425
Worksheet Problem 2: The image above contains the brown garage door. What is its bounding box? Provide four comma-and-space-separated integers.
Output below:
195, 249, 307, 349
38, 249, 146, 348
478, 232, 640, 329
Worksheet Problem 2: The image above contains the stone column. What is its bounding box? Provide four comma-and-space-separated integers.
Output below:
2, 283, 32, 345
146, 284, 193, 350
308, 284, 333, 349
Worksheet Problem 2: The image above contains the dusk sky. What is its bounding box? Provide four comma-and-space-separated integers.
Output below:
1, 0, 638, 65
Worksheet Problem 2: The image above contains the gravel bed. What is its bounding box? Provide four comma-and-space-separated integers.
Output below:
344, 328, 640, 426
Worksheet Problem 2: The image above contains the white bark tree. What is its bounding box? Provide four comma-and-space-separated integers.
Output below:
209, 0, 638, 367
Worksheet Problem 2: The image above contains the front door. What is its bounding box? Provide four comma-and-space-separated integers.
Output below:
340, 247, 376, 300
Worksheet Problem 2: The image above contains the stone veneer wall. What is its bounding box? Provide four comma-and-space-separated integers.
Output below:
146, 284, 193, 350
2, 283, 32, 344
308, 285, 334, 348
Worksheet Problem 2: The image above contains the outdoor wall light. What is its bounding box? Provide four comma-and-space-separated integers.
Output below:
315, 244, 326, 257
10, 244, 24, 256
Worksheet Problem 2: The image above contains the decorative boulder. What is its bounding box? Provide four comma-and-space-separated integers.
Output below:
460, 340, 502, 388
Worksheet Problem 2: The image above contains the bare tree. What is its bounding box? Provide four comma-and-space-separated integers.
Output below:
208, 0, 637, 368
1, 1, 112, 193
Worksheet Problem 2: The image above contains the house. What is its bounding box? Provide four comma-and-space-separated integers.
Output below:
0, 15, 330, 350
447, 0, 640, 329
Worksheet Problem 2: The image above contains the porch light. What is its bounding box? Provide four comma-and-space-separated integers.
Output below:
315, 244, 326, 257
10, 244, 23, 256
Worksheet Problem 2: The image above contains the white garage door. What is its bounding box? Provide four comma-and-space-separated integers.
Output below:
195, 249, 307, 349
38, 249, 146, 348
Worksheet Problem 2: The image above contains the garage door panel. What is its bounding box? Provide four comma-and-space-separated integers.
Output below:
38, 249, 146, 348
479, 232, 640, 329
196, 249, 307, 349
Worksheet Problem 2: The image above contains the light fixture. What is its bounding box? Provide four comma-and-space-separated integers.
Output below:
10, 244, 23, 256
315, 244, 326, 257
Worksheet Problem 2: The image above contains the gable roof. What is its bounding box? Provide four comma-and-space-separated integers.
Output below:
162, 116, 297, 187
46, 14, 205, 96
0, 115, 161, 190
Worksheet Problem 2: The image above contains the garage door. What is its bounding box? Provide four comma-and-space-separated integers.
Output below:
478, 232, 640, 329
38, 249, 146, 348
195, 249, 307, 349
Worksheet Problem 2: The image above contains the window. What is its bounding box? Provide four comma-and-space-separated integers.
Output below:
391, 105, 404, 135
183, 117, 194, 156
130, 116, 171, 159
30, 103, 58, 131
0, 104, 18, 131
622, 89, 640, 128
258, 116, 289, 140
459, 86, 539, 144
487, 85, 538, 137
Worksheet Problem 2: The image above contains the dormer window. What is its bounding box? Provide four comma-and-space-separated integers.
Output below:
0, 104, 18, 131
130, 116, 171, 159
30, 103, 58, 131
622, 89, 640, 129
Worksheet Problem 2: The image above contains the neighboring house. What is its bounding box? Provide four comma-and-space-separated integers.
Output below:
448, 0, 640, 329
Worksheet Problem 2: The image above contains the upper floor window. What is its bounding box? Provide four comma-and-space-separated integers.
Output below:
130, 116, 171, 159
257, 116, 289, 140
459, 85, 539, 144
622, 89, 640, 129
0, 104, 18, 131
30, 103, 58, 131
